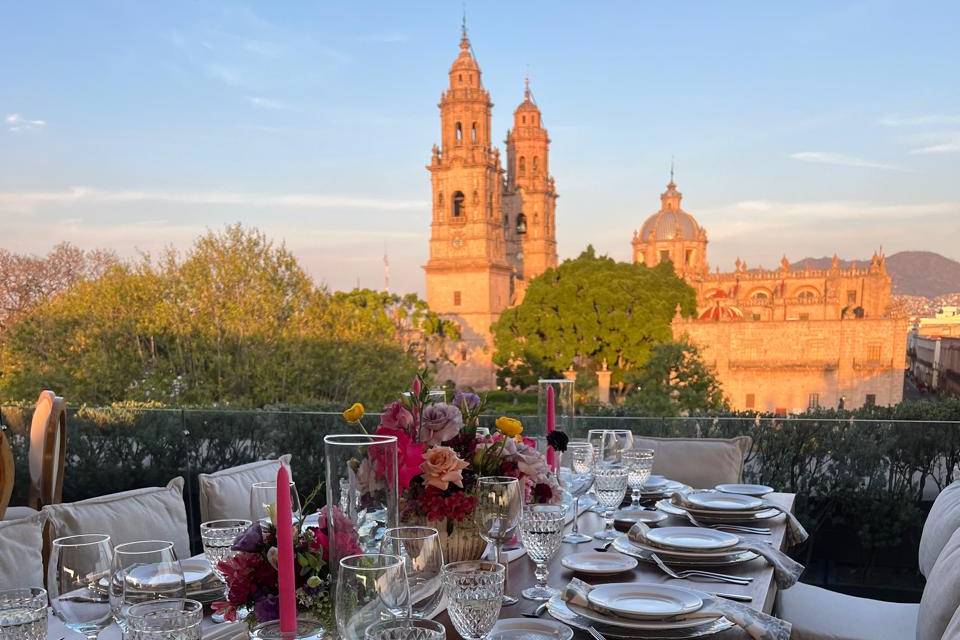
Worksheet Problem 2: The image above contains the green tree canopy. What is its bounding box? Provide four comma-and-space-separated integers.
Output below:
492, 246, 697, 398
625, 339, 728, 416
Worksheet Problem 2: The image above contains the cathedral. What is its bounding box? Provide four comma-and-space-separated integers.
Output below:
424, 25, 557, 388
424, 26, 907, 410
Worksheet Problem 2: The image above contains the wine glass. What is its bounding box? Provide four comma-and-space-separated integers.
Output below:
592, 466, 630, 542
109, 540, 186, 630
335, 554, 410, 640
474, 476, 522, 605
200, 519, 251, 622
621, 449, 655, 512
441, 561, 504, 640
250, 480, 302, 523
587, 429, 634, 467
380, 526, 444, 619
518, 504, 566, 601
560, 442, 594, 543
48, 534, 114, 640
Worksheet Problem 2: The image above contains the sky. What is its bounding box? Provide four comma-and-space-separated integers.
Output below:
2, 1, 958, 295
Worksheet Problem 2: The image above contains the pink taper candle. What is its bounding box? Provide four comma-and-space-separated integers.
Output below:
275, 464, 297, 633
546, 385, 557, 471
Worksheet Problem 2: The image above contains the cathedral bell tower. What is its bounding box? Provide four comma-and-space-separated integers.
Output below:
504, 77, 558, 296
424, 25, 511, 387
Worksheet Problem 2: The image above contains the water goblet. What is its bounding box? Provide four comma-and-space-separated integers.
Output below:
474, 476, 523, 605
250, 618, 326, 640
365, 619, 446, 640
250, 480, 302, 523
620, 449, 655, 512
0, 587, 48, 640
200, 519, 251, 623
592, 466, 630, 541
561, 442, 595, 543
125, 598, 202, 640
441, 561, 505, 640
586, 430, 632, 513
380, 527, 444, 619
49, 534, 113, 640
335, 554, 411, 640
518, 504, 566, 601
109, 540, 186, 630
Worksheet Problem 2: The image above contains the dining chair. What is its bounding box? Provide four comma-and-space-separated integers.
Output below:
919, 479, 960, 577
0, 426, 14, 520
630, 435, 752, 488
197, 454, 293, 522
0, 510, 47, 588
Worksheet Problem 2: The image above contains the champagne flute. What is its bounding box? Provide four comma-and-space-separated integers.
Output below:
561, 442, 594, 543
474, 476, 522, 605
49, 534, 114, 640
109, 540, 186, 630
250, 480, 302, 523
592, 466, 630, 541
335, 554, 410, 640
380, 526, 444, 619
621, 449, 655, 512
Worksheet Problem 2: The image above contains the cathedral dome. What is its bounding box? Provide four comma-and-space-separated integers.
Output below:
637, 180, 703, 241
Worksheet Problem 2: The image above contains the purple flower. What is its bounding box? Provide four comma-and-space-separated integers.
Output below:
253, 593, 279, 622
453, 391, 481, 410
419, 403, 463, 446
231, 522, 264, 553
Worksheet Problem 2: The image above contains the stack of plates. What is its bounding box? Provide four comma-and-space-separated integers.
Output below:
639, 476, 689, 500
97, 558, 223, 604
546, 584, 734, 639
612, 527, 757, 567
659, 490, 780, 525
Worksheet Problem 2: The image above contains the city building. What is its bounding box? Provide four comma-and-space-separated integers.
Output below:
424, 25, 558, 387
917, 306, 960, 338
631, 181, 908, 411
908, 333, 960, 396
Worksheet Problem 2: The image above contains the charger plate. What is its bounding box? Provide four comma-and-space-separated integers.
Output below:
613, 536, 758, 566
658, 500, 781, 522
645, 527, 739, 551
587, 584, 702, 620
546, 596, 734, 639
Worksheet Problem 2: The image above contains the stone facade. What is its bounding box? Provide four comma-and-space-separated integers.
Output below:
424, 28, 557, 387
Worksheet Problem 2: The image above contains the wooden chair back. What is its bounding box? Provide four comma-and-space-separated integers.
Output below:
0, 426, 14, 519
27, 390, 67, 510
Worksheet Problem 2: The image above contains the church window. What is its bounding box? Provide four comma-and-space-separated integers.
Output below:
532, 156, 539, 175
516, 213, 527, 235
751, 313, 761, 321
458, 73, 463, 83
868, 344, 881, 361
745, 394, 756, 409
452, 191, 465, 217
751, 291, 769, 302
471, 122, 478, 142
504, 214, 509, 227
799, 313, 810, 321
808, 393, 819, 409
453, 291, 462, 306
847, 290, 857, 304
685, 249, 694, 265
472, 190, 479, 204
455, 122, 463, 144
522, 115, 526, 124
865, 394, 876, 407
438, 192, 444, 206
659, 249, 671, 263
798, 290, 816, 303
519, 156, 526, 176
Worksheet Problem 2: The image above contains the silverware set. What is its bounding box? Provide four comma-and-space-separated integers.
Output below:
650, 553, 753, 586
683, 511, 771, 535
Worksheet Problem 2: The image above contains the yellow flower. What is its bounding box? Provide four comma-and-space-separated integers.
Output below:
495, 416, 523, 438
343, 402, 365, 423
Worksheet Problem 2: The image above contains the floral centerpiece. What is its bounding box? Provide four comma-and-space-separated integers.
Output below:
346, 374, 562, 561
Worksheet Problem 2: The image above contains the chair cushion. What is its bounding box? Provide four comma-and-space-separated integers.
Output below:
42, 478, 190, 560
776, 582, 919, 640
631, 435, 751, 488
918, 525, 960, 640
0, 511, 46, 588
198, 455, 292, 522
919, 480, 960, 577
2, 505, 40, 521
940, 605, 960, 640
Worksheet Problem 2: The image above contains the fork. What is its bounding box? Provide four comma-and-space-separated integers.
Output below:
650, 553, 753, 585
684, 511, 771, 535
587, 626, 609, 640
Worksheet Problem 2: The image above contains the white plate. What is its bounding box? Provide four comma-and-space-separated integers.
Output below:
684, 491, 764, 512
490, 618, 573, 640
642, 475, 669, 489
587, 584, 702, 620
566, 599, 719, 631
645, 527, 739, 551
614, 509, 668, 527
716, 483, 775, 497
561, 552, 638, 575
612, 536, 758, 566
627, 539, 748, 560
546, 597, 734, 639
659, 499, 783, 523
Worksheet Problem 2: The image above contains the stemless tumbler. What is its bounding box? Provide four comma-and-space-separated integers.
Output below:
109, 541, 185, 630
335, 554, 410, 640
49, 534, 113, 640
380, 526, 444, 619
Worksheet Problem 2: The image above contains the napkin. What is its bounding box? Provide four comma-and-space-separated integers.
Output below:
627, 522, 804, 590
670, 493, 809, 546
563, 578, 792, 640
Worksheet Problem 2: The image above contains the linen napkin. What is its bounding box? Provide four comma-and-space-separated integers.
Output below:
627, 522, 804, 589
670, 492, 809, 546
563, 578, 792, 640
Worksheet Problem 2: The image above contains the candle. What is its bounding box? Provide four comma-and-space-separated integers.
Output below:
275, 464, 297, 633
546, 385, 556, 471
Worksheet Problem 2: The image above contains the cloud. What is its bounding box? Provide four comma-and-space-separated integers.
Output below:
204, 63, 243, 86
246, 96, 294, 111
6, 113, 46, 132
878, 114, 960, 127
908, 133, 960, 155
789, 151, 909, 172
0, 187, 427, 212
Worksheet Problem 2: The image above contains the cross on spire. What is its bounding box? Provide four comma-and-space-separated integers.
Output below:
670, 156, 675, 184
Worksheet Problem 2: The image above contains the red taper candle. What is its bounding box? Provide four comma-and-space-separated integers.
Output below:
275, 464, 297, 633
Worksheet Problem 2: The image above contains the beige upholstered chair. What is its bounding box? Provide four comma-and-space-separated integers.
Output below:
631, 435, 752, 488
198, 455, 293, 522
0, 510, 46, 588
0, 427, 14, 520
940, 605, 960, 640
919, 480, 960, 577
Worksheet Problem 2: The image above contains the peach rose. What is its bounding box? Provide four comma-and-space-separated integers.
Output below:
420, 446, 469, 491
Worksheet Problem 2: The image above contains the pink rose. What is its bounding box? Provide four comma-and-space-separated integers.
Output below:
380, 401, 415, 432
420, 446, 470, 491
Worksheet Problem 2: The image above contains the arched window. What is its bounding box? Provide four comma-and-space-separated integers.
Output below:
504, 214, 509, 227
472, 190, 479, 204
458, 73, 463, 83
519, 156, 526, 176
516, 213, 527, 234
797, 290, 816, 303
452, 191, 465, 218
471, 122, 478, 142
455, 122, 462, 144
751, 291, 769, 303
522, 115, 526, 124
532, 156, 539, 175
438, 192, 444, 206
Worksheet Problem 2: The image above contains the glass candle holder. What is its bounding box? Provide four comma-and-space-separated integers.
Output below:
250, 618, 327, 640
124, 598, 202, 640
0, 588, 47, 640
536, 379, 575, 454
323, 434, 399, 568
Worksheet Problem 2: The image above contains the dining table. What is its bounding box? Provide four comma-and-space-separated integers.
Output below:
432, 492, 797, 640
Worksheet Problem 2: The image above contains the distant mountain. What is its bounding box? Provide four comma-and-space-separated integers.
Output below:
792, 251, 960, 299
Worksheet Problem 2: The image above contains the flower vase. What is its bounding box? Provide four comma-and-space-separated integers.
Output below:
405, 515, 487, 563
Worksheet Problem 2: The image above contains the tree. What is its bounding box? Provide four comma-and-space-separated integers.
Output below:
625, 339, 728, 416
492, 246, 697, 399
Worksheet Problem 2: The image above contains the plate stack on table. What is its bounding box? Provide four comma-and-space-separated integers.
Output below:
94, 557, 224, 605
658, 490, 781, 525
612, 527, 758, 567
639, 476, 690, 501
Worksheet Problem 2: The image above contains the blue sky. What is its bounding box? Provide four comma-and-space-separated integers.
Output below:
2, 1, 958, 294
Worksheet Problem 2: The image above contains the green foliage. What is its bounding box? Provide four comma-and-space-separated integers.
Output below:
492, 246, 697, 398
626, 339, 728, 416
0, 225, 444, 408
